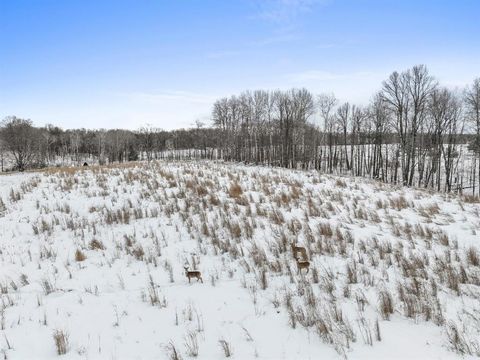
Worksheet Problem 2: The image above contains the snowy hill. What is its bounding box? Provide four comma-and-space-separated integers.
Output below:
0, 161, 479, 359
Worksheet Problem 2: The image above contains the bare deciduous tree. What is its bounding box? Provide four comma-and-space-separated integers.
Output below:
0, 116, 39, 170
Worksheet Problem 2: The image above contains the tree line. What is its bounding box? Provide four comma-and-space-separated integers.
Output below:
1, 65, 480, 195
212, 65, 480, 195
0, 119, 218, 171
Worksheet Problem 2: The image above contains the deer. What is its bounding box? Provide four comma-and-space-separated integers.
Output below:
184, 266, 203, 283
291, 242, 308, 261
296, 258, 310, 274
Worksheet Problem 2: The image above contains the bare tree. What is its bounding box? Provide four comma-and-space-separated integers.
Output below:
381, 65, 437, 185
336, 102, 351, 171
317, 93, 338, 172
368, 94, 389, 180
465, 78, 480, 194
138, 125, 160, 161
0, 116, 39, 171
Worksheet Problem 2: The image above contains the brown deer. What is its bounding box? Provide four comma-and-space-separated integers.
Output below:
296, 258, 310, 274
291, 242, 308, 261
184, 266, 203, 283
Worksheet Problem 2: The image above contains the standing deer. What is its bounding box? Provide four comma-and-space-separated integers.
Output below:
291, 242, 308, 261
296, 258, 310, 274
184, 266, 203, 283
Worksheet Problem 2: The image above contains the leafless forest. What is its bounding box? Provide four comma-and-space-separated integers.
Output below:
2, 65, 480, 196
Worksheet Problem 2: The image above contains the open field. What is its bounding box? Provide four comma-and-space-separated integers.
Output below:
0, 161, 479, 359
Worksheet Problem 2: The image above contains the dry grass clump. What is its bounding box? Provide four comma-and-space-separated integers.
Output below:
418, 203, 440, 217
0, 197, 6, 216
461, 194, 480, 203
445, 322, 480, 356
184, 331, 199, 357
389, 195, 410, 210
165, 341, 183, 360
466, 246, 479, 267
228, 182, 243, 198
335, 178, 347, 188
282, 282, 355, 356
318, 222, 334, 238
218, 338, 233, 358
378, 289, 394, 320
229, 222, 242, 239
209, 194, 220, 206
132, 245, 145, 260
53, 329, 69, 355
89, 239, 105, 250
196, 185, 208, 197
75, 249, 87, 262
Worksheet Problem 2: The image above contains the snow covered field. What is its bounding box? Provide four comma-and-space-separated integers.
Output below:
0, 161, 479, 359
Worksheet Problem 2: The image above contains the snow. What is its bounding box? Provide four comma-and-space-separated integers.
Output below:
0, 161, 479, 359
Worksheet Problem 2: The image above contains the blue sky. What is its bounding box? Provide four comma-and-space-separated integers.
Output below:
1, 0, 479, 130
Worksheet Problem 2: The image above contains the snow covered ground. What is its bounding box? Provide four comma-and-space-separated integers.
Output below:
0, 161, 479, 359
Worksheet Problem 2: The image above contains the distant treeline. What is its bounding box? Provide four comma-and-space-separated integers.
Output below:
0, 120, 219, 170
1, 65, 480, 195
